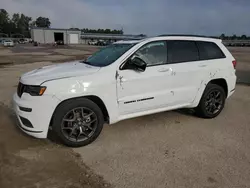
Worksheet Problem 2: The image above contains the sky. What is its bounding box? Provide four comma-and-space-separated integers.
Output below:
1, 0, 250, 36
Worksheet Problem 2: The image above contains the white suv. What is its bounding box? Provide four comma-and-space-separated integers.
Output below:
13, 36, 237, 147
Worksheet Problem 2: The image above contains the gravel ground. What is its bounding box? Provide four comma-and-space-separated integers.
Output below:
0, 44, 98, 66
74, 85, 250, 188
0, 104, 112, 188
0, 45, 108, 188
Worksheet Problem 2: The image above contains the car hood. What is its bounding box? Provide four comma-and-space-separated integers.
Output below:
20, 61, 101, 85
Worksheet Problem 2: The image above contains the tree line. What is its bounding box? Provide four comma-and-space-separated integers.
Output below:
0, 8, 124, 38
0, 9, 51, 38
219, 34, 250, 40
82, 28, 123, 34
69, 28, 124, 34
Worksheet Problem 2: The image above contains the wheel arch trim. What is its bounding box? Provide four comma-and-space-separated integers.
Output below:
192, 77, 229, 107
50, 95, 110, 128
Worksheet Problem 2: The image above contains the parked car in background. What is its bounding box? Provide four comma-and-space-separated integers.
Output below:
0, 39, 4, 44
19, 38, 26, 44
97, 40, 106, 46
18, 38, 32, 44
105, 40, 113, 46
13, 35, 237, 147
24, 38, 30, 43
88, 40, 112, 46
3, 39, 14, 47
13, 39, 19, 44
54, 40, 64, 45
88, 40, 98, 45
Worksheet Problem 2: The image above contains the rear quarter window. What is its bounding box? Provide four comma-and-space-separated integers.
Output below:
197, 41, 225, 60
167, 40, 199, 64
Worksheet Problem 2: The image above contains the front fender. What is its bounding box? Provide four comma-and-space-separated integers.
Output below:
42, 77, 119, 124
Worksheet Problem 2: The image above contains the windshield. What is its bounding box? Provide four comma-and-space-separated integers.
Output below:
83, 43, 136, 67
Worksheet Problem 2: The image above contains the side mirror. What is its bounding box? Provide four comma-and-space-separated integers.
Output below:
131, 57, 146, 72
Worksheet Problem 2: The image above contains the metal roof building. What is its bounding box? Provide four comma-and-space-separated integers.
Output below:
31, 27, 145, 44
80, 33, 145, 40
31, 27, 81, 44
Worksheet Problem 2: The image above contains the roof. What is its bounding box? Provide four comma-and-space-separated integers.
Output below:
80, 33, 146, 40
114, 40, 143, 44
158, 34, 220, 39
147, 35, 222, 42
31, 27, 81, 31
82, 33, 143, 37
114, 35, 222, 45
114, 36, 222, 45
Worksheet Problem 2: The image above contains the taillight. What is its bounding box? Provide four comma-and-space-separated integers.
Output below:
232, 60, 237, 69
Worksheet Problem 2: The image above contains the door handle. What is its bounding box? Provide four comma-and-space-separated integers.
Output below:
158, 68, 172, 72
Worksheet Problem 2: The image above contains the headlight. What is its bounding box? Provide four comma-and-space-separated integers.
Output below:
25, 86, 47, 96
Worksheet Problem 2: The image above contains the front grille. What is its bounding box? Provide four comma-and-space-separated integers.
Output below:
17, 82, 26, 98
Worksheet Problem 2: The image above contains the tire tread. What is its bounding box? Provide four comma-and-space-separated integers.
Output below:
52, 98, 104, 147
195, 83, 226, 118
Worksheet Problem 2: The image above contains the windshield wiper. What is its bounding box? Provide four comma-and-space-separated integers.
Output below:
80, 61, 93, 66
80, 60, 102, 67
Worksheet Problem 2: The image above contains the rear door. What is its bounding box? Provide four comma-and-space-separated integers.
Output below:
196, 40, 230, 93
165, 40, 207, 105
196, 41, 227, 73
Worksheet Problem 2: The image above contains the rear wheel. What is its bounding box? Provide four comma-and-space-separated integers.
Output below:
195, 84, 226, 118
52, 98, 104, 147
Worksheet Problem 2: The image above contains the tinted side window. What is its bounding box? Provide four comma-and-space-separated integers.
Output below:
197, 41, 225, 60
133, 41, 167, 66
167, 40, 199, 63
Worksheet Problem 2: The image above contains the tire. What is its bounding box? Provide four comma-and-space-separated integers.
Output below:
52, 98, 104, 147
195, 83, 226, 118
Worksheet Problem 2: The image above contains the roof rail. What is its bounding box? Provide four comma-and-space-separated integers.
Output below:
158, 34, 220, 39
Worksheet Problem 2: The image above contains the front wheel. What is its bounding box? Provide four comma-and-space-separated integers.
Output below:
52, 98, 104, 147
195, 84, 226, 118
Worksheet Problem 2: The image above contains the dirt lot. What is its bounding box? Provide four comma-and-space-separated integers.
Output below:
0, 45, 250, 188
0, 44, 98, 67
0, 105, 111, 188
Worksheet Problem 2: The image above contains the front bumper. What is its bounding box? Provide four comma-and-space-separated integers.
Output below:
12, 92, 61, 138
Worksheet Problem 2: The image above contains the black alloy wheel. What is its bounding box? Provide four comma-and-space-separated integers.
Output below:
204, 90, 223, 115
196, 83, 226, 118
61, 107, 98, 142
52, 98, 104, 147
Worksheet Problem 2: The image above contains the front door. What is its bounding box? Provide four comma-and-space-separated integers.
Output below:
117, 41, 174, 115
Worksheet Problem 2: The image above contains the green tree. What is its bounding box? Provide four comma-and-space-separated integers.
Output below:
0, 9, 54, 37
35, 17, 51, 28
104, 29, 111, 34
241, 35, 247, 40
69, 27, 80, 30
11, 13, 31, 37
0, 9, 10, 34
232, 34, 237, 40
220, 33, 225, 40
30, 20, 36, 27
82, 28, 124, 34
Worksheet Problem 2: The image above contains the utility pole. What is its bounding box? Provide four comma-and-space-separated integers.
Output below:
121, 26, 124, 34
